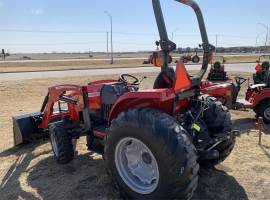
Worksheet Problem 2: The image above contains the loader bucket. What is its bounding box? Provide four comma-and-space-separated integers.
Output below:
12, 112, 46, 146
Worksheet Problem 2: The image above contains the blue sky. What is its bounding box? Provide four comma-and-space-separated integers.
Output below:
0, 0, 269, 53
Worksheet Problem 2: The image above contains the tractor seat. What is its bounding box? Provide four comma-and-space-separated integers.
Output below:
213, 62, 222, 71
153, 67, 175, 89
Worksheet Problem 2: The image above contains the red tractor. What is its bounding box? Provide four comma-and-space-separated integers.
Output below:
12, 1, 238, 199
201, 56, 270, 124
143, 41, 172, 65
175, 51, 200, 64
253, 55, 270, 84
207, 56, 229, 81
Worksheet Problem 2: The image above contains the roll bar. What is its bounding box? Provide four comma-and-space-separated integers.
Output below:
152, 0, 215, 85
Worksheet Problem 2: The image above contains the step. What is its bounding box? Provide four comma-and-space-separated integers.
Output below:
236, 99, 252, 106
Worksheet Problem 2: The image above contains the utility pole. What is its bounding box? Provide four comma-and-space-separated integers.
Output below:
256, 33, 263, 46
258, 23, 269, 53
106, 31, 109, 58
105, 11, 113, 64
215, 34, 218, 55
171, 28, 178, 41
256, 32, 264, 54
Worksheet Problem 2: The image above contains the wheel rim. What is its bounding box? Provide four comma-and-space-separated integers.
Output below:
264, 107, 270, 120
50, 133, 59, 157
115, 137, 159, 194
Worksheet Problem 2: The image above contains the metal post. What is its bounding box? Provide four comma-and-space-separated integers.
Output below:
258, 23, 269, 53
106, 31, 109, 58
256, 32, 262, 46
105, 11, 113, 64
256, 32, 264, 53
171, 28, 178, 41
267, 26, 269, 53
257, 117, 264, 146
215, 34, 218, 55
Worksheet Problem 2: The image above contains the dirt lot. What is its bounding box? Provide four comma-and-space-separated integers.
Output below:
0, 71, 269, 200
0, 59, 146, 73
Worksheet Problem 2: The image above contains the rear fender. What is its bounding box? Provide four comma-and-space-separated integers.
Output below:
201, 83, 232, 100
108, 89, 175, 123
252, 89, 270, 109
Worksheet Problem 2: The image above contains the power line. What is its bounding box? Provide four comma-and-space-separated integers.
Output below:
0, 41, 154, 46
0, 29, 158, 36
0, 29, 107, 34
0, 42, 106, 46
0, 29, 258, 39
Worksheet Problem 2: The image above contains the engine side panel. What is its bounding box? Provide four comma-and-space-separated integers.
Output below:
251, 88, 270, 107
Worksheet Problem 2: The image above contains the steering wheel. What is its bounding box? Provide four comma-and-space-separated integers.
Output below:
235, 76, 248, 87
119, 74, 139, 85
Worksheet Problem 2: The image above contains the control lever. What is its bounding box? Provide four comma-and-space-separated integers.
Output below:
138, 76, 147, 85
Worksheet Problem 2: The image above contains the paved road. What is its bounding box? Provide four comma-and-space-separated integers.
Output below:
0, 57, 147, 63
0, 54, 258, 63
0, 63, 255, 81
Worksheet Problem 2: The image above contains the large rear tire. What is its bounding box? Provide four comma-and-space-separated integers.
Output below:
49, 122, 74, 164
105, 108, 199, 199
192, 55, 200, 63
202, 97, 235, 167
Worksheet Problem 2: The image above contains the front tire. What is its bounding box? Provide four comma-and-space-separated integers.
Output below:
105, 108, 199, 199
256, 100, 270, 124
49, 122, 74, 164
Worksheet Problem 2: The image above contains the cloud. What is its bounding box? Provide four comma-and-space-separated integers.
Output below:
31, 8, 44, 15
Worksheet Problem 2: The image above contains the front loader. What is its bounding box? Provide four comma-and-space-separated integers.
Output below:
12, 0, 238, 199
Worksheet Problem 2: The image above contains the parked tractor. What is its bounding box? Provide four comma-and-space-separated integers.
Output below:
12, 0, 238, 199
253, 55, 270, 84
207, 56, 228, 81
175, 51, 200, 64
201, 56, 270, 124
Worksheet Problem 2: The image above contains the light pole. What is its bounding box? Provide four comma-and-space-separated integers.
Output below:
215, 34, 218, 55
105, 11, 113, 64
256, 32, 264, 54
256, 32, 264, 46
171, 28, 178, 41
106, 31, 109, 58
258, 23, 269, 53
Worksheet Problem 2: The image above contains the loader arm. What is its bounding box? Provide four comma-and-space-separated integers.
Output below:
39, 84, 82, 129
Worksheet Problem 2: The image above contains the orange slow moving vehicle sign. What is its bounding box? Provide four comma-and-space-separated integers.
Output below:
174, 62, 192, 92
